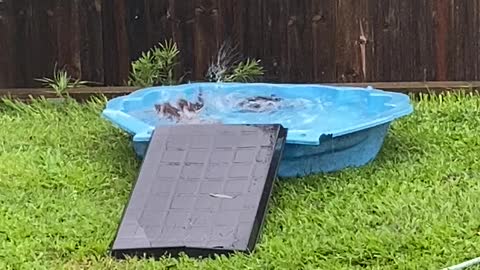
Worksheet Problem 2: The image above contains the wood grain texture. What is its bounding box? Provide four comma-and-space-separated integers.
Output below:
335, 0, 369, 82
2, 0, 480, 87
264, 0, 289, 82
286, 0, 311, 82
12, 0, 58, 87
52, 0, 81, 79
463, 1, 480, 80
0, 0, 16, 87
169, 0, 195, 81
245, 0, 264, 64
78, 0, 104, 83
413, 0, 435, 81
311, 0, 336, 82
194, 0, 221, 80
448, 0, 480, 81
433, 0, 448, 80
102, 0, 130, 85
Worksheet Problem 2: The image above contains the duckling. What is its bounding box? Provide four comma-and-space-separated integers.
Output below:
155, 102, 181, 121
176, 99, 189, 111
155, 91, 206, 123
236, 95, 283, 113
178, 101, 199, 122
177, 92, 204, 114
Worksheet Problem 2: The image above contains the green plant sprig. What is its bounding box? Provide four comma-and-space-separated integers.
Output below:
35, 64, 90, 99
128, 40, 182, 87
224, 58, 265, 83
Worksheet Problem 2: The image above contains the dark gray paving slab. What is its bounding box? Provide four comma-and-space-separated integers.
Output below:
110, 124, 287, 259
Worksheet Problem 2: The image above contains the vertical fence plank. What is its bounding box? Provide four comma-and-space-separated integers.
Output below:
193, 0, 221, 80
448, 0, 465, 80
78, 0, 104, 83
414, 0, 435, 81
244, 0, 264, 63
286, 0, 312, 82
12, 0, 28, 87
15, 0, 58, 87
54, 0, 81, 78
335, 0, 369, 82
452, 0, 480, 80
144, 0, 170, 46
169, 0, 195, 82
371, 0, 404, 82
102, 0, 130, 85
311, 0, 336, 83
125, 0, 148, 61
370, 0, 387, 81
395, 0, 415, 81
0, 0, 16, 87
432, 0, 449, 81
263, 0, 288, 82
465, 0, 480, 80
370, 0, 433, 82
262, 0, 281, 81
218, 0, 242, 46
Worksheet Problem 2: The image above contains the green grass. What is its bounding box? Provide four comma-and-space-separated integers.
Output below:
1, 93, 480, 269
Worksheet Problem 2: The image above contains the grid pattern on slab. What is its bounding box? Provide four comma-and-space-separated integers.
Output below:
112, 124, 285, 254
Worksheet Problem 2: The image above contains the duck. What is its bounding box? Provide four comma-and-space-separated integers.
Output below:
154, 102, 181, 121
155, 91, 205, 123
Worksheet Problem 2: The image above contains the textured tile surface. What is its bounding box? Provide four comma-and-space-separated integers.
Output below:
111, 124, 286, 258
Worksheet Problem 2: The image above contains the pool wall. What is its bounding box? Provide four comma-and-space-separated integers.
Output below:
102, 82, 413, 177
130, 122, 390, 178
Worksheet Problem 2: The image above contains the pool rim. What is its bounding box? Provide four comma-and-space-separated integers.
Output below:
101, 82, 413, 146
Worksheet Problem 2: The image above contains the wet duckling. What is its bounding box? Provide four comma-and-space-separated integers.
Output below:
155, 102, 181, 121
155, 91, 206, 123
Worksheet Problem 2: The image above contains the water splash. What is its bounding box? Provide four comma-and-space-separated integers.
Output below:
127, 86, 370, 138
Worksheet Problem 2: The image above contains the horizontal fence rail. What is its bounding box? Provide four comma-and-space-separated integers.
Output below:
0, 0, 479, 88
1, 82, 480, 102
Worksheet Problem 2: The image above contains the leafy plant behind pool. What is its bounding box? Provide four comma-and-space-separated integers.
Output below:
128, 39, 265, 87
223, 58, 264, 83
35, 64, 90, 99
128, 40, 183, 87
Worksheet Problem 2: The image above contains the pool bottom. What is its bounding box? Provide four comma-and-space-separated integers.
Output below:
131, 123, 390, 178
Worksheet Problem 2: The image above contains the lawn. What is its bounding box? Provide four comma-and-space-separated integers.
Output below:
1, 93, 480, 270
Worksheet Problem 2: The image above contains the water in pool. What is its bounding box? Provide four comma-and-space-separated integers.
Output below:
126, 85, 371, 141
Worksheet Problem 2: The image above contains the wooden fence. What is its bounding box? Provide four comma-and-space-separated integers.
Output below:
0, 0, 479, 88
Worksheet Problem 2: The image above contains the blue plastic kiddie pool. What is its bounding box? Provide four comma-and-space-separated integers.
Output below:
102, 82, 413, 177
